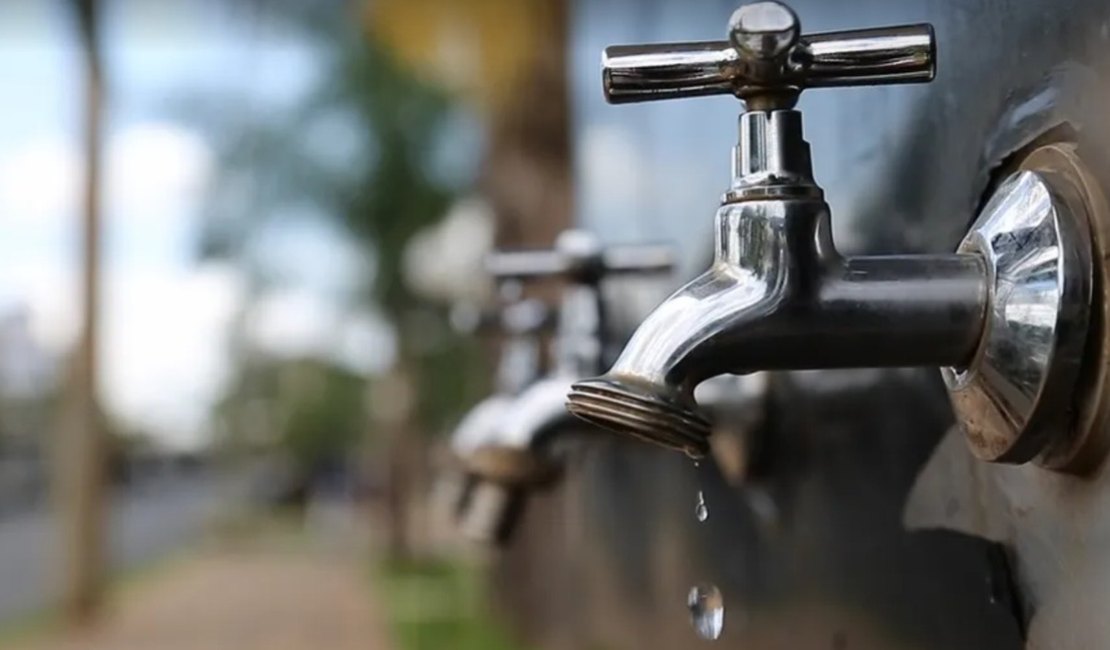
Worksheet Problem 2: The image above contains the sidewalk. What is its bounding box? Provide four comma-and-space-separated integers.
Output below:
8, 541, 395, 650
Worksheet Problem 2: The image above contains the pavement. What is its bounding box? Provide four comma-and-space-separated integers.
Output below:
4, 525, 395, 650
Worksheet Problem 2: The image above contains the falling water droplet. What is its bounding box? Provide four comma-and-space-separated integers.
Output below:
695, 490, 708, 522
687, 583, 724, 640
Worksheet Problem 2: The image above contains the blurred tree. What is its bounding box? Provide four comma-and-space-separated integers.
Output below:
204, 2, 575, 642
365, 0, 573, 251
56, 0, 107, 625
191, 0, 570, 563
190, 1, 494, 558
210, 355, 368, 511
278, 360, 366, 475
194, 1, 486, 438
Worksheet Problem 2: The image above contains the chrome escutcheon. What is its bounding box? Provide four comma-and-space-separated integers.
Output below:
944, 143, 1101, 468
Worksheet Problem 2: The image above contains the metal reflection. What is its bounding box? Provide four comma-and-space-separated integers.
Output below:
944, 165, 1093, 464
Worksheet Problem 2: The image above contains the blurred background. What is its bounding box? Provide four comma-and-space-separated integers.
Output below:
0, 0, 584, 647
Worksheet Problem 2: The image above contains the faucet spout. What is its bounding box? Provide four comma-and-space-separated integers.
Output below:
455, 376, 586, 544
567, 193, 987, 458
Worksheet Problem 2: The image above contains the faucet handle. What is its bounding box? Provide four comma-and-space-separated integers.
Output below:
603, 1, 934, 107
485, 230, 674, 285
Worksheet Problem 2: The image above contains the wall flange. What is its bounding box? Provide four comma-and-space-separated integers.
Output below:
944, 143, 1108, 471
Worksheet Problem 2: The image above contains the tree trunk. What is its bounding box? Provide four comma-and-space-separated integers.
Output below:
57, 0, 106, 625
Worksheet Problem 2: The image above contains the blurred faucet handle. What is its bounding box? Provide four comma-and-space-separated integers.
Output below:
602, 0, 934, 107
485, 249, 568, 281
602, 244, 674, 276
486, 230, 674, 286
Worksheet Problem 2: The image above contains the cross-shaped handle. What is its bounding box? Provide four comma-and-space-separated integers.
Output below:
603, 1, 934, 108
485, 230, 673, 285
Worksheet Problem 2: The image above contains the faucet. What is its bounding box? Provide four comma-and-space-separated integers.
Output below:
446, 285, 550, 527
453, 230, 674, 542
566, 2, 1099, 470
449, 284, 550, 460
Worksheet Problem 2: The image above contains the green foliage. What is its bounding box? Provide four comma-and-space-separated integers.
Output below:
191, 2, 482, 438
376, 557, 528, 650
194, 4, 455, 313
276, 359, 366, 470
320, 43, 456, 314
212, 356, 367, 471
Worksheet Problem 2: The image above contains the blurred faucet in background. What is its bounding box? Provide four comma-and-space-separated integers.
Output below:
449, 230, 674, 544
445, 282, 554, 538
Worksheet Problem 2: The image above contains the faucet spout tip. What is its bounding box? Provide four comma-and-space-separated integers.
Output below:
566, 375, 711, 458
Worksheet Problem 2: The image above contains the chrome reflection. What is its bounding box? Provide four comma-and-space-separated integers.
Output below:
453, 231, 675, 542
568, 111, 986, 459
943, 169, 1092, 464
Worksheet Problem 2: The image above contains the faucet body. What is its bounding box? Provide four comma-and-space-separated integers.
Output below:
570, 111, 985, 457
567, 4, 1097, 466
450, 299, 547, 456
447, 296, 552, 541
454, 370, 584, 545
615, 175, 987, 383
452, 232, 674, 542
466, 282, 603, 472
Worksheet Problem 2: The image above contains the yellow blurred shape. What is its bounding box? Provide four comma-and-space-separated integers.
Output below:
364, 0, 559, 109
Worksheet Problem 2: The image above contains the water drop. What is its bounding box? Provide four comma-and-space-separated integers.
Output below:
695, 490, 708, 522
687, 583, 724, 640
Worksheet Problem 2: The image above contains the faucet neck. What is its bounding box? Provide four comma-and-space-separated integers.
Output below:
552, 284, 603, 377
726, 110, 822, 203
496, 334, 541, 394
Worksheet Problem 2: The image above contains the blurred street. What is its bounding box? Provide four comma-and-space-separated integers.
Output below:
0, 472, 236, 625
4, 535, 393, 650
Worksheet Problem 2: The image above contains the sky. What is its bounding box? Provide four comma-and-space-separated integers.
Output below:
0, 0, 393, 450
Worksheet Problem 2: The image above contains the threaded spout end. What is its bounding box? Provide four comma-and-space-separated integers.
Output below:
566, 376, 711, 458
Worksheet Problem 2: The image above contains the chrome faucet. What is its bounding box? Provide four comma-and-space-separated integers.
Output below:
453, 230, 674, 542
566, 2, 1098, 470
447, 286, 550, 532
449, 284, 550, 463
